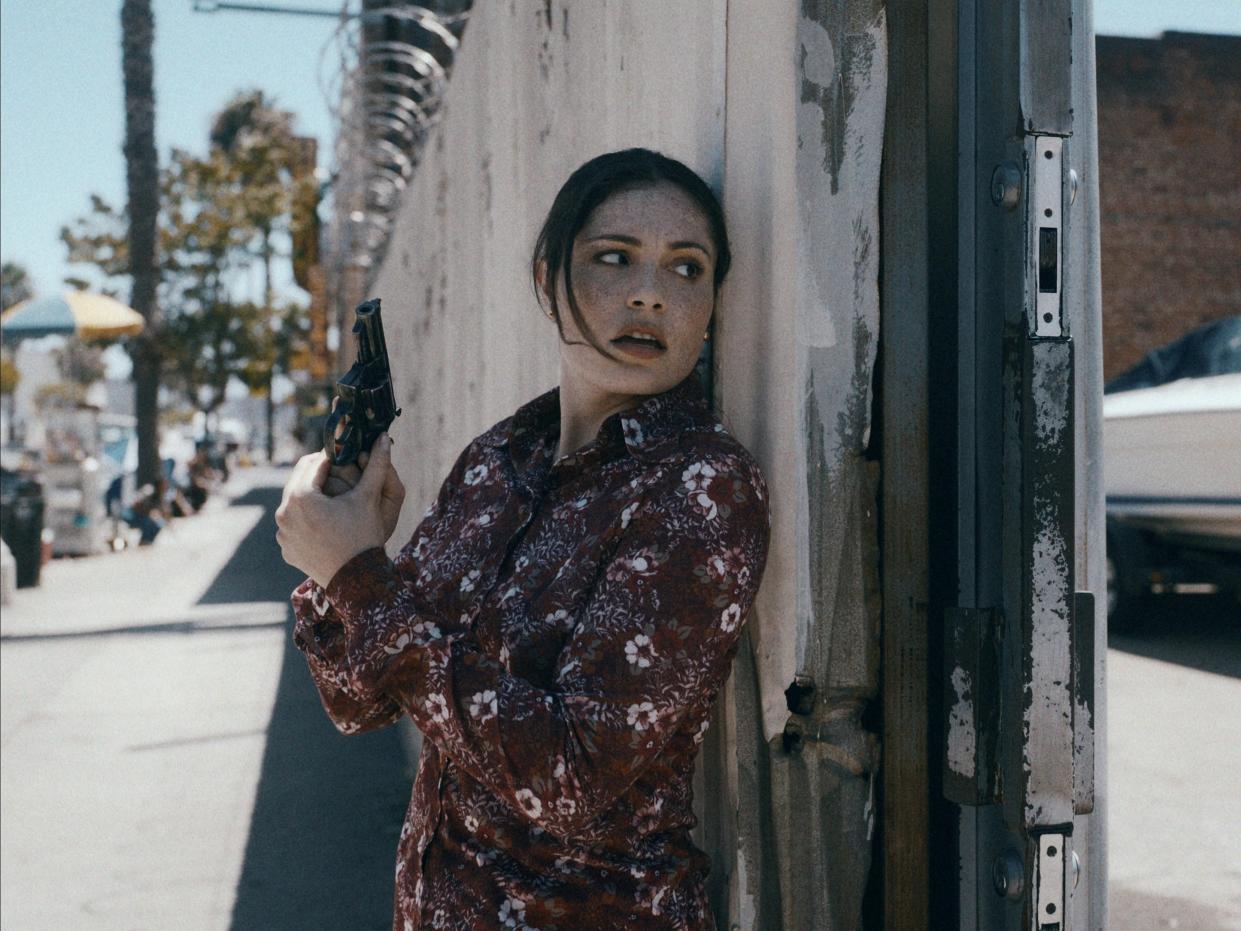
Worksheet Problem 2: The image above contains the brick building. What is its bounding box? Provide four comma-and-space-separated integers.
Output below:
1096, 31, 1241, 383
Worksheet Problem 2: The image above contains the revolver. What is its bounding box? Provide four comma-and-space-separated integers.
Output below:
323, 297, 402, 466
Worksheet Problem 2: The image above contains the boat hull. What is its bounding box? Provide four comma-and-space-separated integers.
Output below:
1103, 374, 1241, 551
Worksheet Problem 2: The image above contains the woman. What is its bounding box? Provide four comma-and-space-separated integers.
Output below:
276, 148, 771, 931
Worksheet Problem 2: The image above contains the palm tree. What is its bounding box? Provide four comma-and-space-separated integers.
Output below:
121, 0, 161, 486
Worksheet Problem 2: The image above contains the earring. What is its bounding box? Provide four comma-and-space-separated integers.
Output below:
546, 310, 555, 320
702, 332, 709, 341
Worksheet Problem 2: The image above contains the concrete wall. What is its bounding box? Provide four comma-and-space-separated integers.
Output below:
370, 3, 887, 927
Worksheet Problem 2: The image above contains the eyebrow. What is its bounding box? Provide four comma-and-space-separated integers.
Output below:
586, 233, 712, 259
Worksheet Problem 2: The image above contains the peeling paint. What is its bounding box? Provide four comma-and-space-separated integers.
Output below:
947, 665, 977, 779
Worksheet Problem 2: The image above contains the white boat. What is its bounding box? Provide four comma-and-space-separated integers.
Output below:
1103, 372, 1241, 552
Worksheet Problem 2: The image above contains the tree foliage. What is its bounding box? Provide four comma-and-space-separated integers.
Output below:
1, 261, 34, 311
61, 90, 313, 423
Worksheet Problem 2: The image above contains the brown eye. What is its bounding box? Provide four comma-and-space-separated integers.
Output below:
597, 251, 627, 265
673, 260, 703, 279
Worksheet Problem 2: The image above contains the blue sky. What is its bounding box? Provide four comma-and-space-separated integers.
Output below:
3, 0, 1240, 305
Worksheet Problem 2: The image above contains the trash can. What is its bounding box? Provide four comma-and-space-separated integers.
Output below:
0, 466, 46, 588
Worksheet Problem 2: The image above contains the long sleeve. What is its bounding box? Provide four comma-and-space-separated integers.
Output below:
321, 450, 771, 841
290, 437, 480, 734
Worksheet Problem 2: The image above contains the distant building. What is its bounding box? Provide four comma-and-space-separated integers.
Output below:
1096, 31, 1241, 382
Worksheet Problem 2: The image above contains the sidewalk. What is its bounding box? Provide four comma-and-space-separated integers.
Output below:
0, 466, 411, 931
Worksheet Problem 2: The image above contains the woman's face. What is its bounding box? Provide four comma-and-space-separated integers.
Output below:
544, 182, 718, 398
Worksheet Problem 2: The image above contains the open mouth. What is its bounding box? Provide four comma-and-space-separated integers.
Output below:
611, 335, 666, 354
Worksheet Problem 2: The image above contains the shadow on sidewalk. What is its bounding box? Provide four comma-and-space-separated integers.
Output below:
199, 487, 300, 605
200, 484, 412, 931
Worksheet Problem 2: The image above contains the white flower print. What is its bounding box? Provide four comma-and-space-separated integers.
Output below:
650, 885, 668, 916
555, 797, 576, 817
515, 554, 530, 573
426, 692, 450, 724
627, 701, 658, 731
514, 788, 543, 819
693, 717, 711, 745
459, 568, 481, 592
411, 534, 429, 559
620, 500, 640, 529
469, 689, 498, 722
720, 602, 742, 633
682, 460, 716, 493
626, 548, 658, 575
545, 608, 571, 629
552, 755, 567, 779
311, 587, 331, 617
683, 461, 719, 520
412, 620, 440, 644
706, 546, 749, 585
692, 489, 718, 521
464, 463, 489, 485
475, 510, 493, 527
382, 631, 412, 656
464, 813, 480, 833
498, 895, 534, 930
620, 416, 645, 446
624, 634, 658, 669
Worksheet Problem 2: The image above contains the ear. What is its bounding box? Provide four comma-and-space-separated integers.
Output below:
535, 259, 550, 301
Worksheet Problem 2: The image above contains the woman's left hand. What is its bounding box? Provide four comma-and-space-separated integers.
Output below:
275, 434, 406, 588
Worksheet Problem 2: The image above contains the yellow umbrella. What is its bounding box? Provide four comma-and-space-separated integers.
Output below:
1, 292, 146, 342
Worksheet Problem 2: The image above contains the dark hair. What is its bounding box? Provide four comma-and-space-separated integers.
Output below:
530, 148, 732, 362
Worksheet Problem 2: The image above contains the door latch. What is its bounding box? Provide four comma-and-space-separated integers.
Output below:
1029, 136, 1065, 338
1035, 832, 1067, 929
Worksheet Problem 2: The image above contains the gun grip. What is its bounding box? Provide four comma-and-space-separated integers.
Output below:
324, 399, 364, 466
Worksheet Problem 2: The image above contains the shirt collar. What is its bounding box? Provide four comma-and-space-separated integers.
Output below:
479, 369, 716, 469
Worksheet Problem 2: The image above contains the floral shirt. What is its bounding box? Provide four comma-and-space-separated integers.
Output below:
290, 370, 771, 931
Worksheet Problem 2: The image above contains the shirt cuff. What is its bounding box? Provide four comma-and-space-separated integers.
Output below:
324, 545, 397, 624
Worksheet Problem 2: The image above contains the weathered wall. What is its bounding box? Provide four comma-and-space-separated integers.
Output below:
370, 3, 887, 927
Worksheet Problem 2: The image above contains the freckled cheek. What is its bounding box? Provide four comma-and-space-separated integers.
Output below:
565, 270, 624, 330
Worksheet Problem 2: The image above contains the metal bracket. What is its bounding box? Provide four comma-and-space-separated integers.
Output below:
1034, 832, 1068, 929
1028, 136, 1066, 338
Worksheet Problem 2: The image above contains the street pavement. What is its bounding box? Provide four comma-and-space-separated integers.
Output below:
1108, 593, 1241, 931
1, 466, 411, 931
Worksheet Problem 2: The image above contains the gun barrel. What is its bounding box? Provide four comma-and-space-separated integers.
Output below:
353, 298, 385, 362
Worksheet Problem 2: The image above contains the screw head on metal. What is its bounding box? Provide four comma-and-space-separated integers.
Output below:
991, 162, 1022, 211
992, 851, 1024, 900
